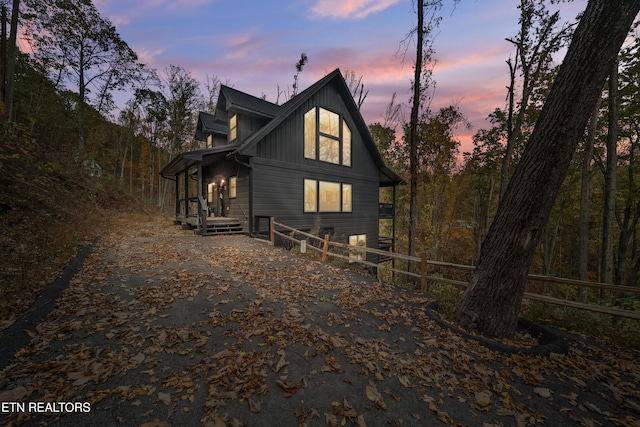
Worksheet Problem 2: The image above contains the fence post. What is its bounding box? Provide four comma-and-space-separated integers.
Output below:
420, 252, 430, 292
322, 234, 330, 263
270, 217, 275, 244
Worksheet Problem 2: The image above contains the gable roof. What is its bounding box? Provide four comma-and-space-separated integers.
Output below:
195, 111, 228, 142
233, 68, 403, 187
218, 85, 282, 119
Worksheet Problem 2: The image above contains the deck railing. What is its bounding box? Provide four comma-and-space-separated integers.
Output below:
268, 217, 640, 321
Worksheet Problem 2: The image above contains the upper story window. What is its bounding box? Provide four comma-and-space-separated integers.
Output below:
206, 134, 213, 148
304, 107, 351, 166
229, 114, 237, 142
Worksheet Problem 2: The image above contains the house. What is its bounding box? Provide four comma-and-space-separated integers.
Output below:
160, 68, 403, 260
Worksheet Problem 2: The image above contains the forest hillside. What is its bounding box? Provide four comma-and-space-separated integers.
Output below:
0, 127, 159, 329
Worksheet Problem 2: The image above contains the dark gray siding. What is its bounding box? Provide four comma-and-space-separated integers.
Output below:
254, 82, 378, 182
249, 81, 381, 251
211, 133, 227, 147
250, 157, 379, 254
237, 114, 269, 144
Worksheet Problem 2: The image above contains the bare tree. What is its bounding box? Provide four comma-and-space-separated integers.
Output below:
578, 98, 600, 288
403, 0, 442, 263
500, 0, 574, 200
22, 0, 141, 149
343, 68, 369, 109
3, 0, 18, 123
599, 61, 619, 285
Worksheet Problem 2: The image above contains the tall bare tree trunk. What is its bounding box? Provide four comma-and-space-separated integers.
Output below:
457, 0, 640, 339
407, 0, 424, 264
601, 60, 618, 285
578, 98, 600, 298
4, 0, 19, 123
1, 5, 7, 107
616, 136, 640, 286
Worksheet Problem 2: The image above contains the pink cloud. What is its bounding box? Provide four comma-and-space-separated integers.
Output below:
224, 31, 258, 60
310, 0, 402, 19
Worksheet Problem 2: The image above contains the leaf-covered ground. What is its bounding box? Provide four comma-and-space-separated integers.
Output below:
1, 214, 639, 427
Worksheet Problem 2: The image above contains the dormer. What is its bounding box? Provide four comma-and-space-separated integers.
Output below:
194, 111, 227, 148
215, 86, 281, 145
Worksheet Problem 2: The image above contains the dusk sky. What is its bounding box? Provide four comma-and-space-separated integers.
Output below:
91, 0, 585, 153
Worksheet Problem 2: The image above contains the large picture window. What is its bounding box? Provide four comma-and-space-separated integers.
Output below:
319, 181, 341, 212
304, 179, 352, 213
304, 107, 351, 166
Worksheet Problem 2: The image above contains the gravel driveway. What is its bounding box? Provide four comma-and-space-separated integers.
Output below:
1, 214, 639, 427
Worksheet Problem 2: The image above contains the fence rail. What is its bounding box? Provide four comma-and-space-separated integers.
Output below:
268, 217, 640, 321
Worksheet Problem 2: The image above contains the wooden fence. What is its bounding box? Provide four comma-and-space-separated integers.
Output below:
268, 218, 640, 321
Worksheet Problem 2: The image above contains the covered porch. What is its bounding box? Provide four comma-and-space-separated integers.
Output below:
160, 146, 249, 236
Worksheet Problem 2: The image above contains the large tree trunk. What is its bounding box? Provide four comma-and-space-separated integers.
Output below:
456, 0, 640, 339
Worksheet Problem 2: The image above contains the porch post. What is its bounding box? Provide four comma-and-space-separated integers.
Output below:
174, 175, 179, 217
392, 185, 397, 277
183, 170, 189, 218
197, 162, 207, 234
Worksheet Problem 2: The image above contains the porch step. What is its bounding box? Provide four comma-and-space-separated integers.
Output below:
201, 218, 244, 236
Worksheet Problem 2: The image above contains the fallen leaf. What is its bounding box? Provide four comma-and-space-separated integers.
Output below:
475, 391, 492, 407
534, 387, 552, 399
366, 382, 387, 410
140, 420, 170, 427
0, 386, 33, 402
398, 375, 412, 388
325, 413, 339, 427
157, 392, 171, 405
275, 350, 289, 373
249, 398, 261, 413
129, 353, 146, 365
